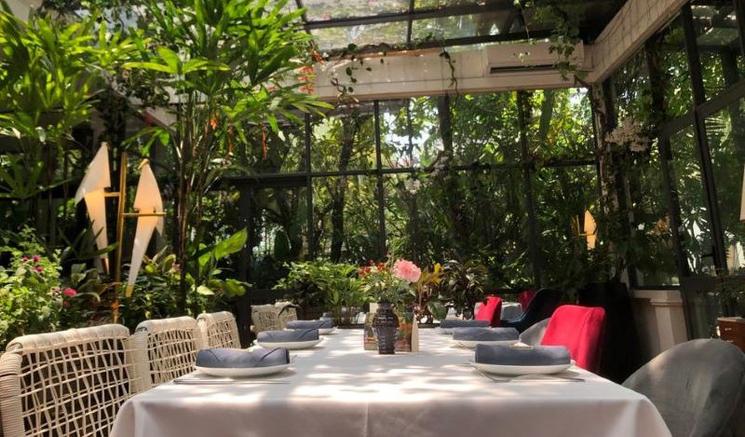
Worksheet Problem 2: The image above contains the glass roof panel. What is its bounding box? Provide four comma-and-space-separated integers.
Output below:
412, 11, 512, 42
303, 0, 410, 21
311, 21, 408, 51
306, 0, 628, 54
414, 0, 485, 9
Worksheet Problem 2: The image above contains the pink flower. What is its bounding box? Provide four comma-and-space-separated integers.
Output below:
63, 288, 77, 298
32, 255, 40, 263
34, 266, 43, 273
392, 259, 421, 283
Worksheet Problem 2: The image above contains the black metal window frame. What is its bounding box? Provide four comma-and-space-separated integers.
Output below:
229, 91, 599, 287
623, 0, 745, 290
294, 0, 623, 56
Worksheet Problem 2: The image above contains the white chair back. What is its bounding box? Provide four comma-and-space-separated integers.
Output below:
0, 324, 147, 437
197, 311, 241, 349
250, 303, 297, 333
135, 316, 204, 386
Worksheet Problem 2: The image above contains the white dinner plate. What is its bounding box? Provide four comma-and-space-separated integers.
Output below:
319, 327, 336, 335
195, 363, 291, 378
257, 339, 322, 350
472, 360, 573, 376
453, 339, 519, 349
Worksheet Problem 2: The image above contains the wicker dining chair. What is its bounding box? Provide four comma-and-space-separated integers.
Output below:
275, 302, 298, 328
250, 303, 298, 334
135, 316, 205, 386
197, 311, 241, 349
0, 324, 148, 437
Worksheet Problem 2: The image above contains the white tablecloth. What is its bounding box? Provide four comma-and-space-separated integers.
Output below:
111, 330, 671, 437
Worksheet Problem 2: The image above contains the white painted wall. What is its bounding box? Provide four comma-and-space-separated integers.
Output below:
313, 43, 584, 101
631, 289, 689, 361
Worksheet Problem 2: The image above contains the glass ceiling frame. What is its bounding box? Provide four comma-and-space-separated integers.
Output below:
295, 0, 627, 55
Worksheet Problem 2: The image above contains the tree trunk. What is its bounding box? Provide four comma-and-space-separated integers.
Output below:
329, 118, 356, 261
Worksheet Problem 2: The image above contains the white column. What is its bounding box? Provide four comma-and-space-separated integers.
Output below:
632, 289, 688, 358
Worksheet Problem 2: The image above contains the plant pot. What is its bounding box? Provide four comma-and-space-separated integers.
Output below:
372, 302, 399, 355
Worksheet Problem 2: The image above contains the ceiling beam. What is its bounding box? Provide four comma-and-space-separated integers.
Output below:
304, 4, 503, 30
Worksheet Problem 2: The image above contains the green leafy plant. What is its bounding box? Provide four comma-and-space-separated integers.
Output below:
123, 0, 331, 310
120, 229, 250, 329
191, 228, 250, 309
119, 248, 180, 330
275, 260, 365, 323
0, 241, 63, 348
59, 263, 110, 327
0, 2, 134, 225
435, 259, 489, 318
714, 274, 745, 317
413, 263, 446, 323
358, 262, 411, 307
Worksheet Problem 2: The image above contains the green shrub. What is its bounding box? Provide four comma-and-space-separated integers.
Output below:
0, 247, 63, 348
275, 260, 365, 323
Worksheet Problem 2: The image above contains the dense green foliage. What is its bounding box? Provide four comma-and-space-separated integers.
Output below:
1, 0, 745, 343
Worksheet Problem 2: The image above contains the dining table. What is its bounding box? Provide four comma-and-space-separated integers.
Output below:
111, 329, 671, 437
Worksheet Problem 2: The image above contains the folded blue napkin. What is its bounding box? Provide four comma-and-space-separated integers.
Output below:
475, 344, 571, 366
196, 348, 289, 368
286, 319, 334, 330
440, 319, 490, 329
453, 327, 519, 341
257, 329, 319, 343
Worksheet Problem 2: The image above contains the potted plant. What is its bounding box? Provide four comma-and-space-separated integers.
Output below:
412, 263, 446, 325
274, 261, 364, 325
360, 260, 420, 354
435, 259, 488, 319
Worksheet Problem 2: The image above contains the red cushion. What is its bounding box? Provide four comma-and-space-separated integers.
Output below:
475, 296, 502, 327
518, 289, 537, 310
540, 305, 606, 372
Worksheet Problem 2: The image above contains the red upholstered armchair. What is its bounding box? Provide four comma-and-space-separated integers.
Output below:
475, 296, 502, 327
541, 305, 606, 372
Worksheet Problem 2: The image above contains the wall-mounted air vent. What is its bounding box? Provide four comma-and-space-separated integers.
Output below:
482, 42, 584, 75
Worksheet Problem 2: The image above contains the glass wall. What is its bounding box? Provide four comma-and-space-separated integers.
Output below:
706, 98, 745, 272
236, 89, 599, 290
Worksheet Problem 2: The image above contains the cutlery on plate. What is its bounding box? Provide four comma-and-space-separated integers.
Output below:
468, 364, 584, 383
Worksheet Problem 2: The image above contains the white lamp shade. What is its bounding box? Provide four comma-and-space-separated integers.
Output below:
74, 143, 111, 204
126, 161, 164, 295
75, 143, 111, 265
584, 210, 597, 250
82, 191, 109, 269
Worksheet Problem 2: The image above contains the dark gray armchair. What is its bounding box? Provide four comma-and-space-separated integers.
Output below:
500, 288, 563, 332
518, 318, 550, 346
622, 339, 745, 437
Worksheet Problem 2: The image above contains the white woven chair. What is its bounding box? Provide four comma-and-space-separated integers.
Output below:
197, 311, 241, 349
135, 316, 205, 387
275, 301, 298, 329
250, 303, 297, 333
0, 324, 148, 437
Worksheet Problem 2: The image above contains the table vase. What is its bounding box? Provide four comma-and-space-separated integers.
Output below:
373, 302, 399, 354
